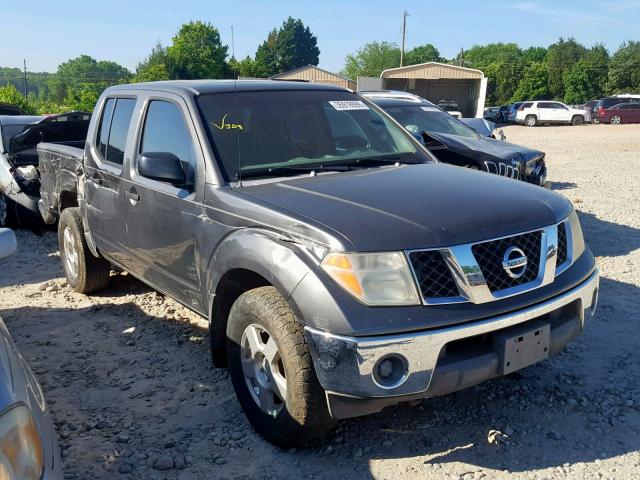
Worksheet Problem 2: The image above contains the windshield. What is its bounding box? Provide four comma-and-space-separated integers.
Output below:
383, 105, 479, 139
197, 90, 429, 180
1, 124, 28, 152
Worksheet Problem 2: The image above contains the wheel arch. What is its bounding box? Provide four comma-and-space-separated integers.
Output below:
205, 229, 320, 367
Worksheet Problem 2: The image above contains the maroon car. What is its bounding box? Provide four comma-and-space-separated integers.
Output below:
597, 102, 640, 124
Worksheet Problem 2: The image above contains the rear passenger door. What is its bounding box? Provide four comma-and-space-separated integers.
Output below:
537, 102, 553, 122
84, 96, 137, 266
123, 95, 205, 312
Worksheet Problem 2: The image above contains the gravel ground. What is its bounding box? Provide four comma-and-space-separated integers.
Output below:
1, 123, 639, 480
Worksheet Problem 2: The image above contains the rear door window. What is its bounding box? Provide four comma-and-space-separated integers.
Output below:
96, 98, 136, 165
97, 99, 115, 159
106, 99, 136, 165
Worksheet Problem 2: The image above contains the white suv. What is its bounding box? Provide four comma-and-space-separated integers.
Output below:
516, 101, 590, 126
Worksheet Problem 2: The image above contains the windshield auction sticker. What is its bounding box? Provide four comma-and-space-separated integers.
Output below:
420, 106, 440, 112
329, 100, 370, 111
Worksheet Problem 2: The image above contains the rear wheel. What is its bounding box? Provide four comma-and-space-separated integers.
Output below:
571, 115, 584, 126
226, 286, 334, 447
58, 207, 110, 293
525, 115, 537, 127
610, 115, 622, 125
0, 194, 6, 228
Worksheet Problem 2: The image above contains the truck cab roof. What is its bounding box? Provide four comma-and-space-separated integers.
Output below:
107, 79, 349, 96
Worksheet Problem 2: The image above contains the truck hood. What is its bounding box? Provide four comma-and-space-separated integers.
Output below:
427, 131, 544, 164
239, 163, 572, 251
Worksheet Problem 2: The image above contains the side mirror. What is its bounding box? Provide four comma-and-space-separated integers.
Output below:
138, 152, 186, 186
0, 229, 17, 260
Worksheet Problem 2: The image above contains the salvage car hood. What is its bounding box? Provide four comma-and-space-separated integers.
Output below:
427, 131, 543, 164
239, 163, 571, 251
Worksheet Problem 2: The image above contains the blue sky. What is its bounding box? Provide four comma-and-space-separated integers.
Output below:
1, 0, 639, 73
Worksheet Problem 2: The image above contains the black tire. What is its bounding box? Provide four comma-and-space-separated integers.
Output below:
525, 115, 537, 127
226, 286, 335, 447
0, 193, 6, 228
58, 207, 110, 293
571, 115, 584, 126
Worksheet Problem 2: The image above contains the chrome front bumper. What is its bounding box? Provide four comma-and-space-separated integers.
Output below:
305, 269, 599, 402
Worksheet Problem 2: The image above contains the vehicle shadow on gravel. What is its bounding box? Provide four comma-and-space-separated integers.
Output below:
578, 210, 640, 258
549, 181, 577, 190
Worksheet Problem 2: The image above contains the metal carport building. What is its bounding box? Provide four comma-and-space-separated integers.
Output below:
377, 62, 487, 118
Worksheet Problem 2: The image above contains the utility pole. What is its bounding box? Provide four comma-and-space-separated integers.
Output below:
400, 11, 408, 67
231, 25, 235, 59
23, 59, 27, 99
458, 48, 464, 67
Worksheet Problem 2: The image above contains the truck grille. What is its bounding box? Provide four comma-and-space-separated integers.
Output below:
556, 222, 568, 267
408, 250, 459, 299
471, 231, 542, 293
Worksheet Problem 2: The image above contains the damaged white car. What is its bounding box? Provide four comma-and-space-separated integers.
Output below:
0, 112, 90, 227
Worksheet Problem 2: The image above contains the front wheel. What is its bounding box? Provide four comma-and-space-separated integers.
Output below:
226, 286, 334, 447
571, 115, 584, 126
610, 115, 622, 125
525, 115, 537, 127
58, 207, 111, 293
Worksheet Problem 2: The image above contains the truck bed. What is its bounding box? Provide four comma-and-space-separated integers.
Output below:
37, 143, 84, 224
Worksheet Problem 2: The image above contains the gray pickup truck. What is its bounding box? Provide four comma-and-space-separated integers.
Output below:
38, 80, 599, 447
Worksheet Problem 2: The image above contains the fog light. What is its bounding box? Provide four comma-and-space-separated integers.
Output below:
372, 354, 409, 389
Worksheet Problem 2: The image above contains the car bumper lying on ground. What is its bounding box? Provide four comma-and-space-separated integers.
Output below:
305, 268, 599, 419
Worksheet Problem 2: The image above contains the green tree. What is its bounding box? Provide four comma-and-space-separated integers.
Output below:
166, 21, 228, 79
546, 38, 587, 99
0, 83, 36, 114
255, 29, 279, 76
63, 82, 104, 111
463, 43, 525, 104
254, 18, 320, 76
342, 41, 401, 79
229, 56, 263, 78
522, 46, 547, 64
607, 41, 640, 94
49, 55, 131, 103
275, 17, 320, 72
512, 62, 549, 101
136, 42, 171, 82
405, 44, 441, 65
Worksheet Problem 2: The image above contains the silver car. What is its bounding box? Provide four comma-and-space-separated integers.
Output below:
0, 228, 63, 479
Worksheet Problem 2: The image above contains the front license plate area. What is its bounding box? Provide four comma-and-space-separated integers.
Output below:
492, 321, 550, 375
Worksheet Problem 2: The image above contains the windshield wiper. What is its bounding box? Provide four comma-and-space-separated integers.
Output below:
239, 164, 354, 179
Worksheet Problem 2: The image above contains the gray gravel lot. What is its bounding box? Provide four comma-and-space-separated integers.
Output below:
0, 123, 639, 479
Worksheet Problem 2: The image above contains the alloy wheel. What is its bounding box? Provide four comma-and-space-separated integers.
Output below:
611, 116, 621, 125
63, 226, 79, 279
240, 324, 287, 417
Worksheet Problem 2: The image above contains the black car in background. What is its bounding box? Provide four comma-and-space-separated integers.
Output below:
0, 103, 21, 116
362, 93, 547, 186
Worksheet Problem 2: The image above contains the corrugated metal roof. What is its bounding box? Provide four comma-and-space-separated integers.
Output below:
381, 62, 484, 80
271, 65, 356, 89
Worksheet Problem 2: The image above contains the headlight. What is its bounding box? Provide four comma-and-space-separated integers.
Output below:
321, 252, 420, 306
0, 405, 44, 480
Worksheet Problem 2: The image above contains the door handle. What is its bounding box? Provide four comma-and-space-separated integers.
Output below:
89, 173, 103, 185
126, 188, 140, 205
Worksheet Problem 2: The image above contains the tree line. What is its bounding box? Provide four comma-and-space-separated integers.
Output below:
0, 18, 638, 114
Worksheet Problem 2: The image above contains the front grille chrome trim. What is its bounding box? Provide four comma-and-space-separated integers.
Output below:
406, 220, 572, 306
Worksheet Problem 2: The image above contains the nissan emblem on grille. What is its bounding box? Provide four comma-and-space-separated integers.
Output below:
502, 246, 528, 279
